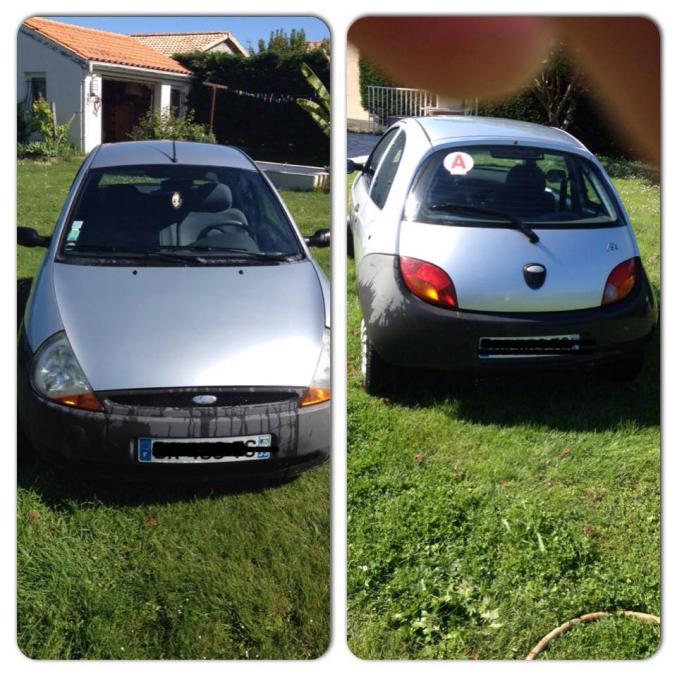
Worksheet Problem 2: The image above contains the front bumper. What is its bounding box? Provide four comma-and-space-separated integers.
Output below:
357, 254, 657, 372
18, 335, 329, 481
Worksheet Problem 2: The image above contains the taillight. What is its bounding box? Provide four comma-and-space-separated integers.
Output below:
399, 256, 457, 309
602, 258, 637, 305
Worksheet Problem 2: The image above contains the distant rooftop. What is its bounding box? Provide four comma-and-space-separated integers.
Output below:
132, 31, 249, 57
22, 17, 191, 75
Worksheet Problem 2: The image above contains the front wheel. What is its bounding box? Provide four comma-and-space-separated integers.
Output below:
347, 220, 355, 259
361, 318, 397, 395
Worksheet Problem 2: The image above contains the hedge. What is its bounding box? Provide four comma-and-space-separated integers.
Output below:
176, 50, 330, 166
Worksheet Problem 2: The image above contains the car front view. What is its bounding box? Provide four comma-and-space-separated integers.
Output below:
18, 141, 330, 480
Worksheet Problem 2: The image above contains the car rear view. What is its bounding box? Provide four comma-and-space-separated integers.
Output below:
357, 119, 656, 390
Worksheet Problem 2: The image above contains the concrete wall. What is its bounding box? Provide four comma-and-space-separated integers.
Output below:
347, 41, 370, 123
17, 28, 86, 148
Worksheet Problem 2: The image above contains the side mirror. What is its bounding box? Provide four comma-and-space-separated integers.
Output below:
347, 159, 366, 174
305, 228, 331, 248
18, 227, 50, 248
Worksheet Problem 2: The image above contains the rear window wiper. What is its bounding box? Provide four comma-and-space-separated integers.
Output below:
428, 203, 540, 244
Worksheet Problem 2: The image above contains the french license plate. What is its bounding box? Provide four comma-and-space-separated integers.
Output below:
478, 334, 581, 359
137, 434, 273, 464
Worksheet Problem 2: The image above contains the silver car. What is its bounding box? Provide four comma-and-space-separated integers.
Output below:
348, 116, 656, 394
18, 141, 330, 480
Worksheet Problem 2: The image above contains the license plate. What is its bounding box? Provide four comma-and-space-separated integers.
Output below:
478, 334, 581, 359
137, 434, 273, 464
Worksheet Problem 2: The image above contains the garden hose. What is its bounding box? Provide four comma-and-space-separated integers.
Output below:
525, 610, 660, 660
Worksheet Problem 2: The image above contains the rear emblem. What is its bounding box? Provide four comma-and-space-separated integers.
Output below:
192, 394, 217, 405
523, 263, 546, 289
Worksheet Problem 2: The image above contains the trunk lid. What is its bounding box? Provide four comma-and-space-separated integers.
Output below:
398, 221, 637, 312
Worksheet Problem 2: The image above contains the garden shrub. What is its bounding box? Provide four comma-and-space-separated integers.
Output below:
128, 109, 215, 143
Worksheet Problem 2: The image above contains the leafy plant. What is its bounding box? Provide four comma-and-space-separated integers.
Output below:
296, 63, 330, 136
17, 97, 76, 159
128, 109, 215, 143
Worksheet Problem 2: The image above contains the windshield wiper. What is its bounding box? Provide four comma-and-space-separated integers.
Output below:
164, 245, 301, 262
428, 203, 540, 244
64, 245, 205, 264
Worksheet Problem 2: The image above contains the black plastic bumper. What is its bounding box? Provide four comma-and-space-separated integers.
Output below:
17, 334, 329, 481
357, 253, 657, 372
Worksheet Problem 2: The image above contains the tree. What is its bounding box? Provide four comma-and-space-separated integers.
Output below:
258, 28, 307, 55
532, 45, 582, 130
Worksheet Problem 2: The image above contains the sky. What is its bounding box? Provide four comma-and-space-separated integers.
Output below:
48, 16, 330, 53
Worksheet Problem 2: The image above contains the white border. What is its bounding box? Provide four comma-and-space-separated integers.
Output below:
2, 2, 675, 674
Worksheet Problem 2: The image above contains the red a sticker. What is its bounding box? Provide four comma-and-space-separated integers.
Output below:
443, 151, 474, 175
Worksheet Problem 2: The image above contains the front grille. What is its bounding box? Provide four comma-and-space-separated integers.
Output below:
103, 388, 302, 408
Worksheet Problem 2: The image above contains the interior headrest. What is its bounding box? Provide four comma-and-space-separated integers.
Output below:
505, 163, 546, 193
194, 183, 233, 212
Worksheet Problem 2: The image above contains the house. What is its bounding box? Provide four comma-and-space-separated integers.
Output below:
18, 17, 193, 151
132, 31, 249, 57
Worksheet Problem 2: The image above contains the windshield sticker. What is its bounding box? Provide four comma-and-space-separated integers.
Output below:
171, 191, 182, 209
66, 220, 82, 242
443, 151, 474, 175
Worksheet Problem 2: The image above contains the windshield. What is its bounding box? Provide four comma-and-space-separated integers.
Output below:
59, 164, 303, 264
405, 145, 623, 228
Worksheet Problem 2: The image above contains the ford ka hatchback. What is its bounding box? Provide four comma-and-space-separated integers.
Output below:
348, 117, 656, 394
18, 141, 330, 479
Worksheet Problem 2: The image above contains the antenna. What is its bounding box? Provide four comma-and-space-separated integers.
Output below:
171, 138, 177, 163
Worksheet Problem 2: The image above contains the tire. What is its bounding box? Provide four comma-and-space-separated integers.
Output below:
360, 318, 396, 395
608, 354, 644, 381
347, 220, 355, 259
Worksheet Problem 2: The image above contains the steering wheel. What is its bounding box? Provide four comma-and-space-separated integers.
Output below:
196, 221, 249, 241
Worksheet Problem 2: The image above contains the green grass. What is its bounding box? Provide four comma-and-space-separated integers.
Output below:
17, 159, 330, 659
347, 173, 660, 660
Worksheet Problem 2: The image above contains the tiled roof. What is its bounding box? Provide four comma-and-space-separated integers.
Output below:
22, 17, 192, 75
132, 31, 246, 56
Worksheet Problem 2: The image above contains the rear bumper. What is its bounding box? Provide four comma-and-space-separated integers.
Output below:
357, 253, 657, 372
18, 334, 329, 481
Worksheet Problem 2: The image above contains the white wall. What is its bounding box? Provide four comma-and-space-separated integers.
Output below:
347, 41, 369, 122
17, 29, 86, 149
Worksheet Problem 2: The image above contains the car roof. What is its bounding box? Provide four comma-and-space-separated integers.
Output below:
90, 140, 256, 170
411, 115, 588, 151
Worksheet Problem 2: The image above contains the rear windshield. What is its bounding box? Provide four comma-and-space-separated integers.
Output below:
59, 164, 302, 263
405, 146, 623, 228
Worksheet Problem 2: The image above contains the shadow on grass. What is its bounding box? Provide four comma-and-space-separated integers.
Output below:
17, 430, 293, 511
385, 329, 659, 433
16, 278, 296, 509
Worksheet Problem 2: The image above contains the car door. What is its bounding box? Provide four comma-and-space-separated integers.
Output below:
351, 127, 400, 262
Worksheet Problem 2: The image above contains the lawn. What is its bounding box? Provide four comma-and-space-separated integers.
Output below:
16, 158, 330, 659
347, 171, 660, 659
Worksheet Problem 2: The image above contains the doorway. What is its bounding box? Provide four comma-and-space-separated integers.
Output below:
102, 79, 153, 143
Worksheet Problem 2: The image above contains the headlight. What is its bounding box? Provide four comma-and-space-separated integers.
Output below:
32, 332, 103, 412
299, 327, 330, 407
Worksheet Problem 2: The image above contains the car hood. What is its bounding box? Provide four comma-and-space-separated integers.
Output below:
51, 261, 326, 391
